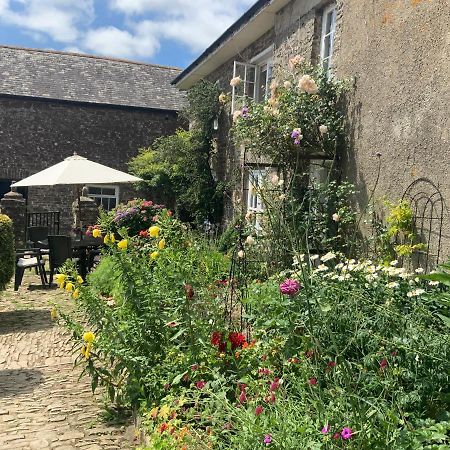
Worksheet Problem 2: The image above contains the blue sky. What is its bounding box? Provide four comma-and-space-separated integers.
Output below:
0, 0, 256, 68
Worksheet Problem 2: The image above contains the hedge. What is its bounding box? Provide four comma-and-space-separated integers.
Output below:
0, 214, 15, 290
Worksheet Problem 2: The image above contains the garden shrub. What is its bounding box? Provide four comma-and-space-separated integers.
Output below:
0, 214, 14, 290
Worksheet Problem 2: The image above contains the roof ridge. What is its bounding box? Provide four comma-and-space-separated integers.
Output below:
0, 44, 182, 72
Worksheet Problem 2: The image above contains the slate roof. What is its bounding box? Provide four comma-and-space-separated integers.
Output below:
0, 45, 186, 111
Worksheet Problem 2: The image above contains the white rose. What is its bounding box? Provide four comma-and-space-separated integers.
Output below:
270, 174, 279, 185
319, 125, 328, 135
283, 80, 292, 89
298, 74, 319, 94
246, 235, 255, 246
237, 250, 245, 259
230, 76, 242, 87
233, 110, 243, 122
332, 213, 341, 222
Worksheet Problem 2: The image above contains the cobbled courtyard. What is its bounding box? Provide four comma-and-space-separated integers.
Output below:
0, 273, 134, 450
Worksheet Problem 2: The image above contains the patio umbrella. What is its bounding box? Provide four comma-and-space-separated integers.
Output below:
12, 153, 142, 235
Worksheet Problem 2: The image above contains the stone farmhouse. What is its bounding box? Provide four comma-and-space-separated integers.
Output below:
173, 0, 450, 260
0, 45, 186, 233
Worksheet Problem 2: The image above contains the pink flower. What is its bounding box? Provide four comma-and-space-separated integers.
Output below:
239, 390, 247, 404
279, 279, 301, 296
341, 427, 353, 440
191, 364, 199, 371
255, 405, 264, 416
321, 424, 330, 434
308, 377, 318, 386
269, 378, 280, 391
264, 434, 272, 445
195, 380, 206, 390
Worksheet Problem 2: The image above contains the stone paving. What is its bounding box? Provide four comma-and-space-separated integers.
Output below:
0, 274, 135, 450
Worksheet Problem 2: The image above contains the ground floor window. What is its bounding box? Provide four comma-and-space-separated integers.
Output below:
87, 185, 119, 211
246, 169, 266, 231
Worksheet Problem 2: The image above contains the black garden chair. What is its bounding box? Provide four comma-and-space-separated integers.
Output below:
15, 248, 48, 291
48, 235, 73, 286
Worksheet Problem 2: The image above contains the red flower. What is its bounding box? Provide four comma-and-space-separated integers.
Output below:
184, 284, 195, 299
229, 332, 246, 350
139, 230, 149, 237
391, 350, 398, 356
305, 350, 314, 359
308, 377, 318, 386
258, 367, 272, 376
327, 361, 336, 368
211, 331, 223, 347
238, 390, 247, 404
379, 359, 388, 369
332, 432, 341, 439
196, 380, 206, 389
159, 423, 168, 434
167, 210, 173, 216
255, 405, 264, 416
191, 364, 199, 371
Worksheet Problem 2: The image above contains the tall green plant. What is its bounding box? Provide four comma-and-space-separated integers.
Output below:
0, 214, 14, 290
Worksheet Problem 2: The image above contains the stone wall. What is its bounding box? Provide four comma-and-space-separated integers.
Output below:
0, 96, 182, 233
204, 0, 450, 259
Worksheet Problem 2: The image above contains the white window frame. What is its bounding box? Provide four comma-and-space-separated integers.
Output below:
251, 46, 274, 103
320, 4, 337, 77
87, 185, 119, 211
231, 46, 274, 112
231, 61, 257, 113
247, 169, 266, 231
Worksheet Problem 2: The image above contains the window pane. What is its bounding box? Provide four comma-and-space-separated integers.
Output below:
89, 187, 101, 195
258, 66, 268, 102
101, 187, 114, 195
323, 34, 332, 59
325, 11, 334, 34
110, 198, 117, 209
101, 198, 109, 209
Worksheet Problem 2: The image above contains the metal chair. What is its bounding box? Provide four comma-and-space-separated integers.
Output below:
48, 235, 73, 286
15, 248, 48, 291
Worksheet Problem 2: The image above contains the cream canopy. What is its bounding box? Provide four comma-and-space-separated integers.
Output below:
12, 153, 142, 187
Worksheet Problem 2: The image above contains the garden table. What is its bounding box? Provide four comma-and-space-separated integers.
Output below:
71, 236, 103, 280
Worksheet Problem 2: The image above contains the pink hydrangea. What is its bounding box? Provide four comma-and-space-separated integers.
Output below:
279, 278, 301, 296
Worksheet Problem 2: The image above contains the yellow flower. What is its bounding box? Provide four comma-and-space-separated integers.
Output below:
59, 281, 65, 290
83, 331, 95, 343
149, 225, 160, 238
158, 404, 170, 419
109, 233, 116, 243
149, 407, 159, 419
81, 343, 92, 359
72, 288, 80, 299
117, 239, 128, 250
76, 275, 84, 284
158, 239, 165, 250
50, 307, 58, 320
103, 234, 110, 244
150, 251, 159, 260
55, 274, 66, 284
65, 282, 74, 292
92, 228, 102, 238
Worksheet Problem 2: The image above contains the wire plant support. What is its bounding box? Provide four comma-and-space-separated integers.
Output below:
401, 178, 445, 273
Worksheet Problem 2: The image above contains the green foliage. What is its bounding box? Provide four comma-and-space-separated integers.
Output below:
232, 62, 346, 170
130, 80, 224, 225
0, 214, 14, 290
375, 200, 426, 261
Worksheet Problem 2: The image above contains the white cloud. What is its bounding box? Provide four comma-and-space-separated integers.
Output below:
0, 0, 257, 61
108, 0, 257, 52
83, 26, 160, 59
0, 0, 94, 43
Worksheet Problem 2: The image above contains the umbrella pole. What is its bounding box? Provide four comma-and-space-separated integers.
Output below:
77, 185, 83, 241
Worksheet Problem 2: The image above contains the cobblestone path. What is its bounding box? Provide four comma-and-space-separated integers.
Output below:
0, 274, 134, 450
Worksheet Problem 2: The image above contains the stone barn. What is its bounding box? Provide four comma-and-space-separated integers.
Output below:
0, 45, 186, 234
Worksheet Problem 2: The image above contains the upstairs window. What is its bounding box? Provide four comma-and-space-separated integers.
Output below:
87, 185, 119, 211
231, 46, 273, 112
320, 4, 337, 76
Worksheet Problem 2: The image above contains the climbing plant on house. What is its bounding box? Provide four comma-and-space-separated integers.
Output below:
129, 80, 224, 225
